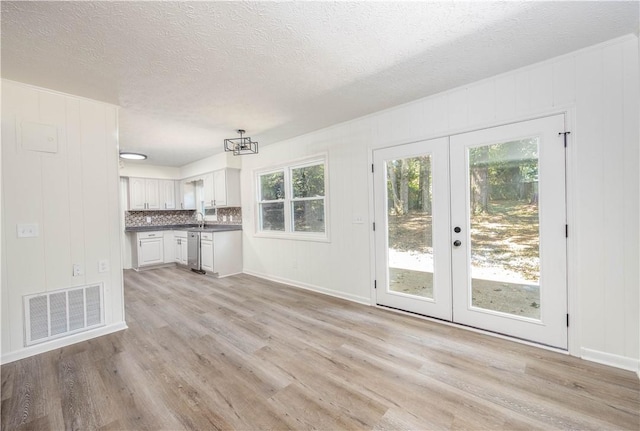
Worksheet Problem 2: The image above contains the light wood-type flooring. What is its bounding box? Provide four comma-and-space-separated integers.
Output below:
2, 267, 639, 430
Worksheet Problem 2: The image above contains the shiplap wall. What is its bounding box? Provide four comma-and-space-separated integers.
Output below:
241, 35, 639, 370
1, 80, 126, 363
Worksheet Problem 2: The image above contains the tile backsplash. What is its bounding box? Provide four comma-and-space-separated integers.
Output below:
125, 208, 242, 227
125, 210, 196, 227
215, 207, 242, 225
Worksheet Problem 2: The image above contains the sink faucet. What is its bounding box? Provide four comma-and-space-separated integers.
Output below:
195, 211, 205, 228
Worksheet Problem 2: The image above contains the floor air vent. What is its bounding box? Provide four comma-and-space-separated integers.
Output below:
24, 283, 104, 346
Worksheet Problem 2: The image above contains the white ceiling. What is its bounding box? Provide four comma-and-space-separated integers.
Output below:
2, 1, 638, 167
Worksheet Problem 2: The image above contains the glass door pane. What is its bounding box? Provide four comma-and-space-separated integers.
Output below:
373, 137, 452, 321
450, 114, 567, 349
468, 139, 541, 319
386, 156, 433, 299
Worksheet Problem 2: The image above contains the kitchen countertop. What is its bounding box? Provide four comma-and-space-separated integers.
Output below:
125, 224, 242, 233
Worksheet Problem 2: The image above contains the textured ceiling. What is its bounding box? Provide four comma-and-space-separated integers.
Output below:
2, 1, 638, 167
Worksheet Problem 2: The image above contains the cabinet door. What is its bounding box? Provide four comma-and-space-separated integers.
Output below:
138, 237, 164, 266
128, 177, 146, 210
181, 180, 196, 210
174, 237, 183, 264
201, 239, 214, 272
213, 231, 243, 277
145, 179, 160, 210
213, 169, 227, 206
163, 231, 174, 263
213, 169, 241, 207
161, 180, 176, 210
180, 238, 189, 265
203, 173, 215, 208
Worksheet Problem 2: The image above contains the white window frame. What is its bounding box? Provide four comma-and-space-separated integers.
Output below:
255, 156, 329, 242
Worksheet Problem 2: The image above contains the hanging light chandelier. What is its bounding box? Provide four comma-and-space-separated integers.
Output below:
224, 129, 258, 155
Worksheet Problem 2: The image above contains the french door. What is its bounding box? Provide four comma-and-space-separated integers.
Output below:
374, 115, 567, 348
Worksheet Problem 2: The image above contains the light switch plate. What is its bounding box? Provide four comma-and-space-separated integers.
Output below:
98, 259, 109, 273
17, 223, 39, 238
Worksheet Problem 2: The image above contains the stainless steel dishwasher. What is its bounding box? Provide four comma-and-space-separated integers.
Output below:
187, 231, 204, 273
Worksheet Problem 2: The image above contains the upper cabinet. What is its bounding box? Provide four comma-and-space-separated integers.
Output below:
180, 180, 197, 210
160, 180, 176, 210
125, 168, 240, 211
129, 177, 159, 210
199, 168, 240, 208
213, 168, 241, 207
128, 178, 176, 210
203, 173, 215, 209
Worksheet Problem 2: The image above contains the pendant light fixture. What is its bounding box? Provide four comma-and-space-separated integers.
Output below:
224, 129, 258, 155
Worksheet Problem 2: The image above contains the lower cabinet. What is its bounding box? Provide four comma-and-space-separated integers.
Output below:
136, 231, 164, 267
200, 232, 214, 272
213, 231, 242, 277
163, 230, 174, 263
174, 231, 188, 265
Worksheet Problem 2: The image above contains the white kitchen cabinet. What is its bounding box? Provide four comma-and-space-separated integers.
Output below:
145, 179, 160, 209
128, 177, 146, 210
203, 173, 215, 208
212, 168, 241, 207
136, 231, 164, 267
163, 230, 175, 263
213, 230, 242, 277
128, 177, 160, 210
160, 180, 176, 210
180, 180, 197, 210
200, 232, 214, 272
174, 231, 188, 265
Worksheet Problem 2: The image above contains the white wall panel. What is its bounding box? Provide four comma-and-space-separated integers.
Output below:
241, 35, 639, 370
529, 64, 554, 112
494, 74, 516, 121
514, 70, 531, 114
1, 81, 125, 361
468, 81, 495, 127
602, 43, 626, 356
621, 37, 640, 361
39, 91, 72, 291
552, 57, 576, 106
575, 48, 606, 352
447, 88, 468, 131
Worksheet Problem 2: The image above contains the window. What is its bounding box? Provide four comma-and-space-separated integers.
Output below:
257, 158, 327, 239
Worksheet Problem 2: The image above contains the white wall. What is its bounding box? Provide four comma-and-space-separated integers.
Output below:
179, 151, 241, 179
241, 35, 639, 371
1, 80, 126, 363
119, 162, 180, 179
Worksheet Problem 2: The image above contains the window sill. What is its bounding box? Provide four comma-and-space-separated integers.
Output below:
253, 231, 330, 243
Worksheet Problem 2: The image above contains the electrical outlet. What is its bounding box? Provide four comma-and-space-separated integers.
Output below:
72, 264, 84, 277
223, 215, 227, 222
352, 215, 365, 224
98, 259, 109, 273
17, 223, 39, 238
146, 216, 152, 223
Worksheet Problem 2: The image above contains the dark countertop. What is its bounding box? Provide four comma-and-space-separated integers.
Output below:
125, 224, 242, 233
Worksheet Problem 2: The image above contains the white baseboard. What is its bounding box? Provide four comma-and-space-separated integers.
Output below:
1, 321, 128, 365
242, 269, 371, 306
580, 348, 639, 373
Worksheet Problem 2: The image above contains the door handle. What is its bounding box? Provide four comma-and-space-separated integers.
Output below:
454, 226, 461, 233
453, 240, 462, 247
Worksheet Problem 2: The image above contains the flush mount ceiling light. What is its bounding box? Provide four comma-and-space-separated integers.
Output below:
224, 129, 258, 155
119, 152, 147, 160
